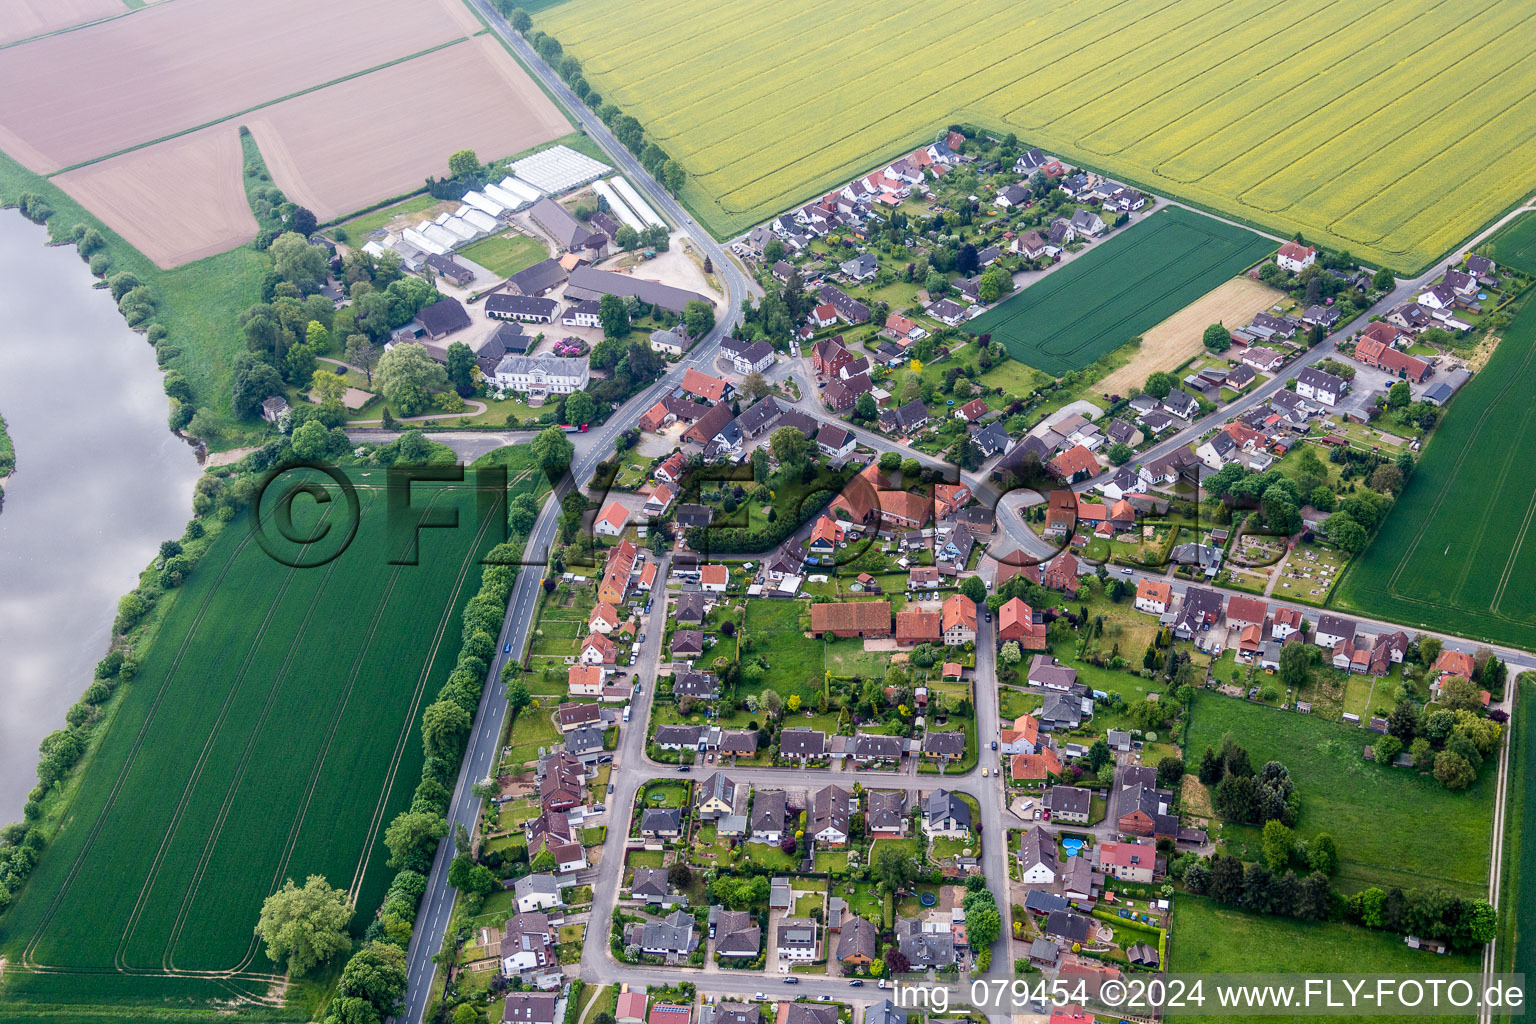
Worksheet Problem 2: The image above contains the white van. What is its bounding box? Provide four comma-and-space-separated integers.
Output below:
622, 705, 632, 722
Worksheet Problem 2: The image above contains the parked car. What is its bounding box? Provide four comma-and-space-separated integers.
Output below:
607, 783, 615, 794
848, 981, 864, 988
990, 740, 998, 751
784, 978, 799, 985
676, 764, 691, 772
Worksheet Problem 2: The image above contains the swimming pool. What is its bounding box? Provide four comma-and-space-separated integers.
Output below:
1062, 837, 1085, 857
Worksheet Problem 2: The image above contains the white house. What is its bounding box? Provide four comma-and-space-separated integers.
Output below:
493, 355, 591, 396
1276, 241, 1317, 273
1295, 367, 1346, 407
1134, 579, 1171, 616
513, 874, 565, 913
1019, 826, 1058, 885
1314, 614, 1356, 649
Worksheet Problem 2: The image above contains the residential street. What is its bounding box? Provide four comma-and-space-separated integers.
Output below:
391, 14, 1535, 1017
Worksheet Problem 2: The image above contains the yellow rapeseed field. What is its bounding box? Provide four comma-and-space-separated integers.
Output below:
542, 0, 1536, 271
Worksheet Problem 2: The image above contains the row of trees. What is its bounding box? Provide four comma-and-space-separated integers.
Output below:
500, 6, 687, 194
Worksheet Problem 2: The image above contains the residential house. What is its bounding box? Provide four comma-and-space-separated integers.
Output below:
595, 502, 628, 537
997, 597, 1048, 650
809, 601, 891, 638
501, 993, 560, 1024
941, 593, 978, 645
837, 915, 878, 968
1315, 614, 1357, 648
779, 727, 827, 762
750, 789, 788, 843
1044, 785, 1091, 824
865, 791, 906, 835
1276, 241, 1317, 273
1173, 587, 1224, 639
853, 733, 904, 764
809, 784, 852, 845
894, 918, 957, 969
1011, 747, 1063, 782
1097, 839, 1157, 883
500, 912, 556, 975
640, 807, 683, 840
557, 701, 602, 733
1135, 579, 1171, 615
922, 789, 972, 837
695, 772, 738, 819
1000, 713, 1041, 756
1070, 208, 1106, 237
1019, 825, 1059, 883
714, 910, 762, 959
776, 918, 818, 961
632, 910, 697, 959
1296, 366, 1347, 407
921, 731, 967, 763
1118, 782, 1178, 839
629, 867, 679, 905
513, 874, 564, 914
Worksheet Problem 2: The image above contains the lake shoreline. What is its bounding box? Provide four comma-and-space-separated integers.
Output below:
0, 210, 201, 820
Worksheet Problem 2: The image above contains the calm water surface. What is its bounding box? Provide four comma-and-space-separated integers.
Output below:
0, 210, 200, 820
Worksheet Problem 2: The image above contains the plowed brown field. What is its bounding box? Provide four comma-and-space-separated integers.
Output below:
52, 127, 256, 267
0, 0, 481, 173
246, 37, 567, 222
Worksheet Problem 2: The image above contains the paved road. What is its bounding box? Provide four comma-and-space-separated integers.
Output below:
390, 34, 1536, 1010
395, 5, 756, 1017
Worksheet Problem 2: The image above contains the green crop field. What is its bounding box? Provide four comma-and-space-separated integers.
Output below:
1186, 693, 1494, 898
1332, 297, 1536, 650
1485, 211, 1536, 276
1495, 678, 1533, 1024
1170, 896, 1478, 1024
965, 207, 1271, 374
539, 0, 1536, 270
0, 466, 528, 1020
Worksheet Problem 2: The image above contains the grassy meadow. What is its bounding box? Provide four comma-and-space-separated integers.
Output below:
539, 0, 1536, 270
1186, 693, 1495, 898
1333, 297, 1536, 649
1169, 896, 1478, 1024
0, 467, 528, 1018
965, 207, 1272, 374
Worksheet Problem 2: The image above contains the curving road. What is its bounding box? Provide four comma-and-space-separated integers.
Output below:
393, 19, 1536, 1015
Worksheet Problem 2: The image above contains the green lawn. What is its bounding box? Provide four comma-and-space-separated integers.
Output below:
505, 708, 562, 769
1170, 896, 1478, 1024
1333, 296, 1536, 649
331, 193, 446, 239
0, 150, 268, 446
1186, 693, 1494, 897
0, 472, 511, 1015
966, 207, 1273, 375
455, 233, 549, 278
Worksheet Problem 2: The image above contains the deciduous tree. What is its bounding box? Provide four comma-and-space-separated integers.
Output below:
255, 875, 353, 975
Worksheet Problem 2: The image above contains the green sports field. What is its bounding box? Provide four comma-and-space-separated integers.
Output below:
0, 465, 529, 1020
1332, 297, 1536, 650
1485, 211, 1536, 276
1185, 693, 1494, 898
964, 207, 1272, 375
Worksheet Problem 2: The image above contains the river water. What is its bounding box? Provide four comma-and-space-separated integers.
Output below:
0, 210, 201, 821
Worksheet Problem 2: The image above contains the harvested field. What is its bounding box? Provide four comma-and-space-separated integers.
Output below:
542, 0, 1536, 270
0, 0, 481, 173
246, 37, 569, 222
0, 0, 124, 47
53, 127, 256, 267
1097, 277, 1286, 395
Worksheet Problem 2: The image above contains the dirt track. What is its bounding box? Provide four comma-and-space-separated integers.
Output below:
1097, 276, 1286, 394
52, 127, 256, 268
246, 37, 568, 222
